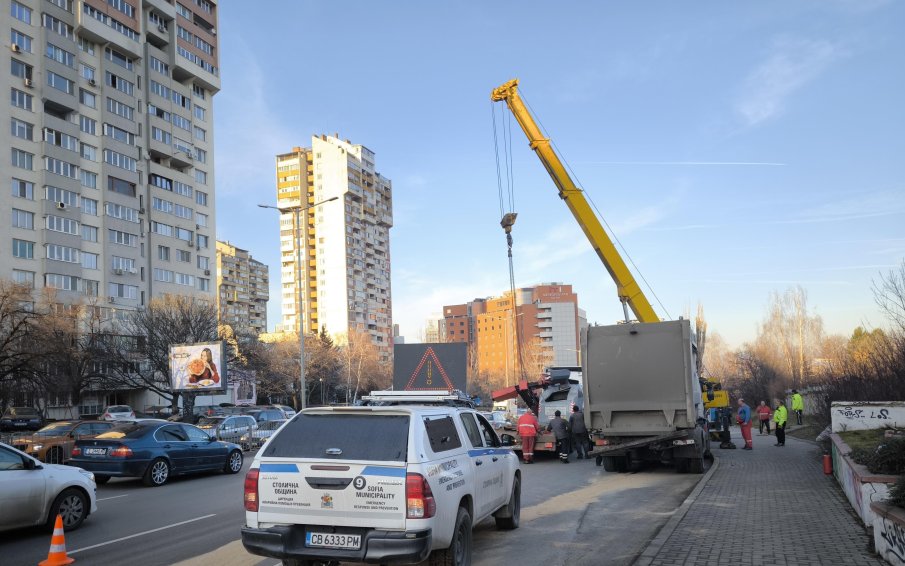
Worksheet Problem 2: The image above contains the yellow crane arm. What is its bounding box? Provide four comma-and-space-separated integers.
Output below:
491, 78, 659, 324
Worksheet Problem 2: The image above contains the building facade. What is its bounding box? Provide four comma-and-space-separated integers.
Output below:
444, 283, 587, 384
216, 240, 268, 335
2, 0, 220, 309
275, 135, 393, 361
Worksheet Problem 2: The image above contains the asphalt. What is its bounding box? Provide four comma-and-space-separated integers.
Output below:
635, 425, 885, 566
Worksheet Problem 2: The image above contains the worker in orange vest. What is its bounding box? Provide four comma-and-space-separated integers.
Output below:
517, 410, 542, 464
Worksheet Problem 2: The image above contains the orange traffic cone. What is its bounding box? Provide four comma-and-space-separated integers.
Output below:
38, 514, 74, 566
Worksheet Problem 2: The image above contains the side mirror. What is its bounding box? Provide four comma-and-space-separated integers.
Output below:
23, 457, 38, 470
207, 435, 216, 442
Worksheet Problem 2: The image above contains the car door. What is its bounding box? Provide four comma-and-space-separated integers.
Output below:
474, 413, 513, 512
0, 446, 46, 530
458, 412, 497, 521
156, 425, 196, 471
182, 424, 223, 469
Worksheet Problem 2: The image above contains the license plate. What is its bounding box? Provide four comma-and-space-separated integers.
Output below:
14, 422, 26, 427
305, 532, 361, 550
85, 448, 107, 455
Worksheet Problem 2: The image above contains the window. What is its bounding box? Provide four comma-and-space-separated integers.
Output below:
12, 270, 35, 288
12, 239, 34, 259
158, 246, 170, 261
148, 103, 170, 122
153, 268, 174, 282
79, 89, 96, 108
149, 56, 169, 76
44, 128, 79, 151
152, 221, 173, 237
106, 97, 134, 120
107, 0, 135, 18
81, 252, 98, 269
12, 178, 34, 199
195, 191, 208, 206
104, 123, 135, 145
151, 126, 171, 145
11, 29, 32, 53
175, 227, 192, 241
105, 72, 134, 96
177, 45, 217, 76
196, 234, 208, 249
173, 137, 192, 154
108, 283, 138, 299
80, 170, 98, 189
423, 415, 463, 453
197, 278, 210, 291
12, 209, 33, 229
196, 212, 208, 227
80, 143, 97, 161
80, 116, 97, 135
151, 174, 173, 191
172, 114, 191, 130
103, 149, 136, 172
11, 1, 32, 24
47, 0, 73, 11
104, 46, 133, 70
46, 215, 79, 234
11, 117, 32, 140
11, 58, 32, 80
11, 88, 33, 110
46, 273, 79, 291
192, 84, 206, 100
193, 105, 205, 121
175, 273, 194, 286
11, 148, 33, 170
108, 176, 136, 197
172, 91, 190, 109
80, 64, 95, 82
81, 198, 98, 216
150, 80, 170, 100
45, 156, 79, 178
176, 249, 190, 262
197, 255, 209, 270
152, 196, 173, 214
459, 413, 484, 448
174, 204, 192, 219
43, 13, 74, 40
195, 170, 207, 185
105, 202, 139, 222
46, 43, 75, 67
80, 279, 99, 296
108, 229, 137, 247
47, 71, 74, 94
193, 126, 206, 141
83, 4, 138, 41
174, 181, 192, 197
81, 224, 98, 242
77, 37, 96, 55
46, 244, 80, 263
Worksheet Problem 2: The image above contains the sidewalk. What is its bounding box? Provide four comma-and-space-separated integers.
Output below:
636, 427, 884, 566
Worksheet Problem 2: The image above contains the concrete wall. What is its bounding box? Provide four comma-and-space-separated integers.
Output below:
872, 502, 905, 566
831, 433, 897, 526
831, 401, 905, 432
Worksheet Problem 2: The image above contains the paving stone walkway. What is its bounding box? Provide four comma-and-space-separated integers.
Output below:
636, 427, 885, 566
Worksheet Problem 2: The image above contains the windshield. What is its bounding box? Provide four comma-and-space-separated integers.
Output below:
196, 417, 223, 426
106, 406, 131, 412
34, 422, 78, 436
95, 423, 152, 440
5, 407, 39, 417
263, 413, 409, 461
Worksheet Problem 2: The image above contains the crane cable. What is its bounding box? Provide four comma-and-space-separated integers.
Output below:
492, 102, 529, 382
520, 94, 673, 321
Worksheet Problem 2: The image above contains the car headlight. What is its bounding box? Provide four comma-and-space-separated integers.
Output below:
30, 444, 43, 452
78, 469, 96, 483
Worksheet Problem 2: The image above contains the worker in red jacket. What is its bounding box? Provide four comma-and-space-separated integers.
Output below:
517, 410, 542, 464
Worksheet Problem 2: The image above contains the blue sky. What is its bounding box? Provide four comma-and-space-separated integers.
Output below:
212, 1, 905, 348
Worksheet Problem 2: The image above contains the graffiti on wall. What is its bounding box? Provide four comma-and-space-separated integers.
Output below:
831, 401, 905, 432
880, 515, 905, 562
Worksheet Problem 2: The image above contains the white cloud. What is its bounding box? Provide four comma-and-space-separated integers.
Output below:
736, 37, 845, 127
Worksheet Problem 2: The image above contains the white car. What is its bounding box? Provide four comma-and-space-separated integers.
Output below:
241, 391, 521, 566
0, 442, 98, 532
101, 405, 135, 421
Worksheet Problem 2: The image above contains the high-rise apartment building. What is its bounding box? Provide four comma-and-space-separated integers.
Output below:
444, 283, 587, 383
275, 135, 393, 361
2, 0, 220, 310
216, 240, 268, 335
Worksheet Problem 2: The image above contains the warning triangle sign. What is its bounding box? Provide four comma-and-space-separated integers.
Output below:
404, 347, 456, 391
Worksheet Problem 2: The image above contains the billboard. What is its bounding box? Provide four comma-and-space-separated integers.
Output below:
393, 343, 467, 392
231, 370, 257, 406
169, 342, 227, 392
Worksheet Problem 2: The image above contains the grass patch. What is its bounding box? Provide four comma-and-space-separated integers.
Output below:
839, 429, 888, 452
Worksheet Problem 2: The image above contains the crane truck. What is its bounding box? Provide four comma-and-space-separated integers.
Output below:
491, 78, 723, 473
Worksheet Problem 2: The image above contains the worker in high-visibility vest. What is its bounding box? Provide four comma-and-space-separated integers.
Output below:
791, 390, 804, 426
774, 401, 788, 447
517, 410, 541, 464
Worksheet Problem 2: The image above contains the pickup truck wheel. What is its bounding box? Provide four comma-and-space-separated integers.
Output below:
430, 506, 472, 566
495, 476, 521, 530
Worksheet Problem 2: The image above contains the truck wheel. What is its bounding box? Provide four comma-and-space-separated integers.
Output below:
430, 506, 472, 566
688, 451, 705, 474
601, 456, 618, 472
675, 458, 689, 473
494, 476, 520, 530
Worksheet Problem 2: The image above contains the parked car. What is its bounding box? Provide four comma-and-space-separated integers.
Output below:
68, 420, 244, 487
241, 390, 520, 565
270, 405, 297, 419
481, 411, 510, 430
141, 405, 175, 419
0, 407, 45, 432
11, 421, 115, 464
0, 442, 97, 532
100, 405, 135, 421
196, 415, 257, 449
240, 419, 286, 450
242, 408, 286, 424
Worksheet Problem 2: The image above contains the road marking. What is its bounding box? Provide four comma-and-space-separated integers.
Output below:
96, 494, 130, 501
68, 514, 216, 555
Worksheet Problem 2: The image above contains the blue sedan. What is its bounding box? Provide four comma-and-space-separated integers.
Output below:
68, 420, 243, 487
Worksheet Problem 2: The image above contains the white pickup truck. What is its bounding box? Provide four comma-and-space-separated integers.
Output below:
241, 391, 521, 566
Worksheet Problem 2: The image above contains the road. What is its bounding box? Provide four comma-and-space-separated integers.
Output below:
1, 454, 701, 566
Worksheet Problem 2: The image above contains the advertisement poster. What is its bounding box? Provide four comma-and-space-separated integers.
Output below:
169, 342, 227, 392
231, 369, 257, 406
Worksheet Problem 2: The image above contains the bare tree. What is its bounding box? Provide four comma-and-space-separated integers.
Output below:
0, 281, 40, 410
694, 303, 707, 378
336, 329, 384, 403
873, 260, 905, 333
756, 286, 824, 387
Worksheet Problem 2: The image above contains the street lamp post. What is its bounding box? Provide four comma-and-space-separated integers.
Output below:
259, 196, 338, 410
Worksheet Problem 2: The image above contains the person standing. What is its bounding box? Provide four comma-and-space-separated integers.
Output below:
774, 400, 788, 446
569, 405, 589, 459
791, 390, 804, 426
517, 410, 542, 464
547, 410, 571, 463
756, 401, 772, 435
737, 398, 753, 450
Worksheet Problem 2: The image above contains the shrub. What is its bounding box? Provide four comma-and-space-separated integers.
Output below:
851, 437, 905, 475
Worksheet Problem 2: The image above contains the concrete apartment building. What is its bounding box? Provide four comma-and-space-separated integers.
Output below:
2, 0, 220, 308
216, 240, 268, 335
444, 283, 587, 383
275, 135, 393, 361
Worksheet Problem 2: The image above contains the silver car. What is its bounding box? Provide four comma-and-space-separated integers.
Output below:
0, 442, 98, 532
